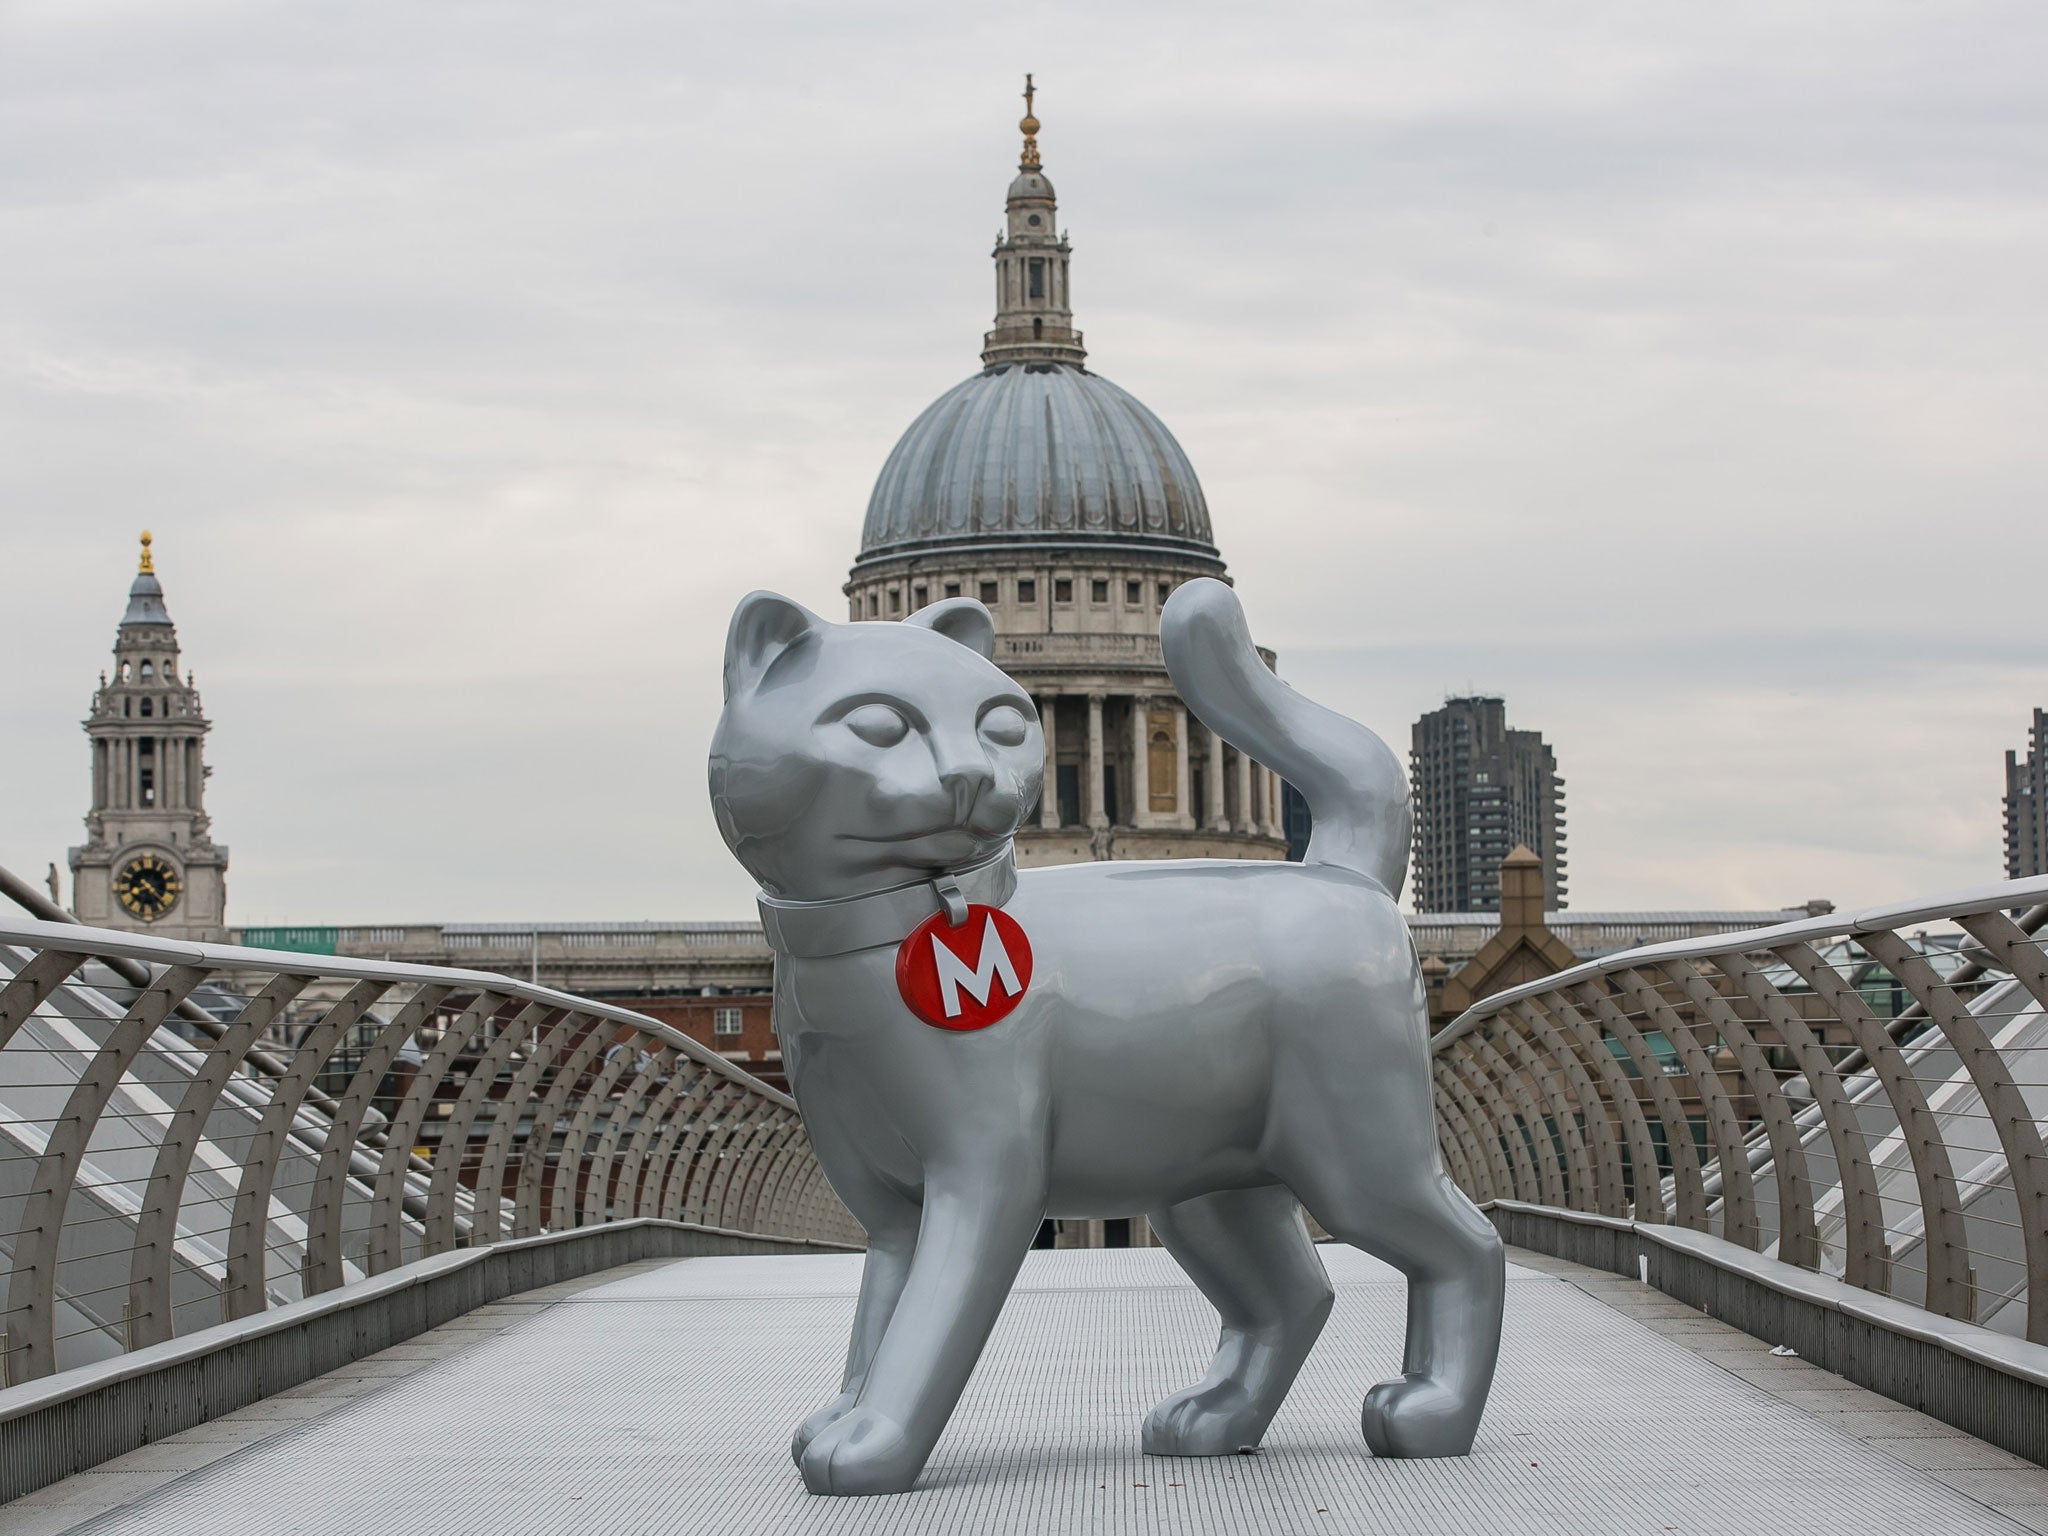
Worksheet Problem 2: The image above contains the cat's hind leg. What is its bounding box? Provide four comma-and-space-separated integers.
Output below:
1290, 1159, 1504, 1458
1142, 1185, 1334, 1457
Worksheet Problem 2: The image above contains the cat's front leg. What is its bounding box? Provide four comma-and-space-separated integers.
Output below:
798, 1158, 1045, 1496
791, 1197, 918, 1463
786, 1114, 923, 1465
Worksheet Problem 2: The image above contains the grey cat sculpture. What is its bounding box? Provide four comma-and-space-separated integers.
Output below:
708, 577, 1505, 1497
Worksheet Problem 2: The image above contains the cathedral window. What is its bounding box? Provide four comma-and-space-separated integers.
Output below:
1028, 259, 1044, 299
866, 592, 879, 617
1054, 578, 1073, 603
123, 697, 131, 717
139, 696, 153, 717
1158, 582, 1170, 606
914, 583, 928, 608
889, 588, 902, 614
1017, 578, 1036, 603
1090, 579, 1108, 604
138, 738, 155, 807
139, 660, 154, 680
1125, 580, 1140, 605
978, 580, 998, 604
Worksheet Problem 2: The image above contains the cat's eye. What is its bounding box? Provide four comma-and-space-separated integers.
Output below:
843, 703, 910, 748
979, 705, 1030, 747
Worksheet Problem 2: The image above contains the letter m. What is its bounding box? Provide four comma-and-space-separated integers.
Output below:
930, 916, 1022, 1019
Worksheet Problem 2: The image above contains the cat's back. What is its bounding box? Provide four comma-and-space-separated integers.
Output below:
1011, 856, 1407, 975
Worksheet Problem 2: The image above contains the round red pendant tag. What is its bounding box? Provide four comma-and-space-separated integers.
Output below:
895, 903, 1033, 1031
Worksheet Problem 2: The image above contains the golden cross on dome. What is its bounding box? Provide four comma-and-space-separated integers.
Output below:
1018, 73, 1041, 170
138, 530, 154, 575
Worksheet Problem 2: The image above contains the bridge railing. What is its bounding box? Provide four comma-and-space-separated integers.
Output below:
0, 913, 859, 1386
1433, 875, 2048, 1344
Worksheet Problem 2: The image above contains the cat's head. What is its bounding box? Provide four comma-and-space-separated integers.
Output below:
708, 591, 1043, 900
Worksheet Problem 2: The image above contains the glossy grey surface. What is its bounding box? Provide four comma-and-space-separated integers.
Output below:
709, 580, 1502, 1494
18, 1247, 2048, 1536
855, 362, 1219, 565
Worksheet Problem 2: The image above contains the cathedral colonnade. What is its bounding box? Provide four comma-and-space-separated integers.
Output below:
1028, 688, 1283, 847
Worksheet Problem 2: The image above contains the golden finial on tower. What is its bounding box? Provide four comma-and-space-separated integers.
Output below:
138, 530, 154, 575
1018, 73, 1041, 170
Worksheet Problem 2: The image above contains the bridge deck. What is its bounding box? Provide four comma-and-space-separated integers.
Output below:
7, 1246, 2048, 1535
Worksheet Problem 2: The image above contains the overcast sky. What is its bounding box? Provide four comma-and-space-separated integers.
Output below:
3, 1, 2043, 925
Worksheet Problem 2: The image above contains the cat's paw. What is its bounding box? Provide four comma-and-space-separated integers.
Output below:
1142, 1382, 1267, 1457
790, 1390, 860, 1465
798, 1405, 924, 1496
1361, 1374, 1479, 1458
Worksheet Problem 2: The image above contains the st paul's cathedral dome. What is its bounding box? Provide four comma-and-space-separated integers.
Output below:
843, 80, 1286, 869
857, 363, 1217, 565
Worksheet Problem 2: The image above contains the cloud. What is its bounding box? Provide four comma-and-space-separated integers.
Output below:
2, 1, 2043, 922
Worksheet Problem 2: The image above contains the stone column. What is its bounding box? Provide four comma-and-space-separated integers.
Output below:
1038, 695, 1059, 827
1085, 694, 1107, 829
1205, 729, 1226, 830
1234, 749, 1253, 836
1129, 695, 1150, 828
1269, 769, 1285, 839
1173, 703, 1192, 830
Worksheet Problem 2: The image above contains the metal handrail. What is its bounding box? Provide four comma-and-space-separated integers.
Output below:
0, 861, 465, 1246
1432, 873, 2048, 1344
0, 913, 858, 1386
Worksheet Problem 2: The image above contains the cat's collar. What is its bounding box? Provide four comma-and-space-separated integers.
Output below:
756, 849, 1017, 960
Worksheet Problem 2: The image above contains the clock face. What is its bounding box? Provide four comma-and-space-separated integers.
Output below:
114, 853, 182, 921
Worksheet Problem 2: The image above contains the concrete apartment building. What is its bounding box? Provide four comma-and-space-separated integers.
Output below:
2008, 707, 2048, 879
1411, 696, 1567, 914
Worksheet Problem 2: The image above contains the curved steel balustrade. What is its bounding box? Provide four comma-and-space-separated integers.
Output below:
1433, 874, 2048, 1343
0, 913, 859, 1385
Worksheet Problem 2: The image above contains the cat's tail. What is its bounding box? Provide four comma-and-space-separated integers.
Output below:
1160, 577, 1410, 898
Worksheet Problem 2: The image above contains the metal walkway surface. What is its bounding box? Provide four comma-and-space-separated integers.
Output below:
8, 1247, 2048, 1536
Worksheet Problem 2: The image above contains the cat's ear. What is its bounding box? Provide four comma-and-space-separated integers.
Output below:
904, 597, 994, 659
722, 590, 824, 698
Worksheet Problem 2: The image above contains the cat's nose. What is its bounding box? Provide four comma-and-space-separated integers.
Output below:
941, 765, 993, 819
933, 753, 995, 819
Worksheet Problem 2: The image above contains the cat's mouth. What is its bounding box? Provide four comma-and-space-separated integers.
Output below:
842, 825, 992, 845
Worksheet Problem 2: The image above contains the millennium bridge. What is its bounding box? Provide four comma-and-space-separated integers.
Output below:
1, 864, 2046, 1534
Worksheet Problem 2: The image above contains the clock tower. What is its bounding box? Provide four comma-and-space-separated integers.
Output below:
68, 533, 229, 940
